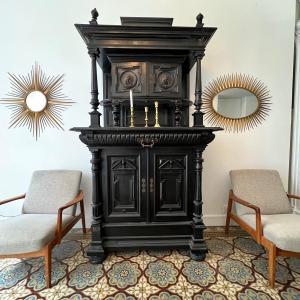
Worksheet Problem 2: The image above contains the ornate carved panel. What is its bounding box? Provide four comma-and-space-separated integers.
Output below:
150, 63, 182, 96
151, 152, 189, 221
111, 62, 146, 96
105, 154, 144, 220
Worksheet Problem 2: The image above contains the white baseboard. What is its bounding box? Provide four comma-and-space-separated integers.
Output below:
203, 214, 226, 226
75, 214, 234, 228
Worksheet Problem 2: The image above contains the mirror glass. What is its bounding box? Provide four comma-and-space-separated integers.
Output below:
26, 91, 47, 112
212, 88, 258, 119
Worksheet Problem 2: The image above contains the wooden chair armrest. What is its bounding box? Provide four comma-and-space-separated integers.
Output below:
56, 191, 84, 243
229, 190, 260, 212
287, 193, 300, 201
0, 194, 26, 206
229, 190, 263, 242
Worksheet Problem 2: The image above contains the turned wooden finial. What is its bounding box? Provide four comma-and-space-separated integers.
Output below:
196, 13, 204, 28
90, 8, 99, 25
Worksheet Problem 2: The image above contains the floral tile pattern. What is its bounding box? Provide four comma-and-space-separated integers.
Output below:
0, 262, 31, 289
69, 263, 103, 289
145, 261, 178, 287
218, 258, 254, 285
108, 261, 141, 289
0, 236, 299, 299
28, 261, 67, 291
182, 261, 215, 286
253, 257, 292, 284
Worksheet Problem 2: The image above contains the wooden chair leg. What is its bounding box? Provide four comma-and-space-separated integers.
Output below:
44, 245, 52, 288
80, 200, 87, 234
268, 243, 277, 288
225, 195, 233, 234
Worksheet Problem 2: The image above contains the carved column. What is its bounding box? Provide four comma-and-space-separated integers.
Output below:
86, 149, 105, 263
174, 100, 182, 127
112, 100, 120, 127
193, 50, 205, 127
88, 47, 101, 127
190, 147, 207, 260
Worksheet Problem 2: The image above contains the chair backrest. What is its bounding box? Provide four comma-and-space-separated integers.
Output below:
23, 170, 82, 215
230, 169, 292, 216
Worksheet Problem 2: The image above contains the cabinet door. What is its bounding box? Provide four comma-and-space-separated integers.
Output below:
149, 148, 192, 222
102, 148, 147, 222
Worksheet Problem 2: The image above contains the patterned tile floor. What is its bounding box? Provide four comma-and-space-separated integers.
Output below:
0, 234, 300, 299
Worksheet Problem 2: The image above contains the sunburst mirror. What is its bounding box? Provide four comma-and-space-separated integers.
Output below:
1, 63, 73, 139
202, 74, 271, 132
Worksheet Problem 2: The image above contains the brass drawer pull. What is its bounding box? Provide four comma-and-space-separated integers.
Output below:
149, 178, 154, 193
137, 138, 158, 148
141, 178, 146, 193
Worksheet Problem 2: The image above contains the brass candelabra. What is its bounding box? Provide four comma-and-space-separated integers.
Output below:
154, 101, 160, 127
129, 107, 135, 127
144, 106, 149, 127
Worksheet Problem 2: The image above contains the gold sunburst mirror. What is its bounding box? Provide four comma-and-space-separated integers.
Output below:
202, 74, 271, 132
1, 63, 73, 139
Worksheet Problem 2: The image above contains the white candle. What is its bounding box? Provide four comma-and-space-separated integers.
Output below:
130, 89, 133, 108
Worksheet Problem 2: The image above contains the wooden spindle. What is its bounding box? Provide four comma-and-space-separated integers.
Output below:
88, 47, 101, 127
193, 51, 205, 127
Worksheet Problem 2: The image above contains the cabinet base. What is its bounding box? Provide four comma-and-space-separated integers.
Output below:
190, 250, 206, 261
86, 242, 105, 264
86, 235, 208, 263
103, 236, 192, 250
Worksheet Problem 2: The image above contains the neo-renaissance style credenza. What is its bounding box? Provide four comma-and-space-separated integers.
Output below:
71, 10, 221, 263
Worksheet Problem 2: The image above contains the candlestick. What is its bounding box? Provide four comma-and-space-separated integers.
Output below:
129, 89, 133, 108
129, 106, 134, 128
144, 106, 149, 127
154, 101, 160, 128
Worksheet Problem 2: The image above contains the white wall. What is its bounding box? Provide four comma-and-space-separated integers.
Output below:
0, 0, 296, 225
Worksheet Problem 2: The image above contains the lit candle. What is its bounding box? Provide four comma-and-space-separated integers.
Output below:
130, 89, 133, 108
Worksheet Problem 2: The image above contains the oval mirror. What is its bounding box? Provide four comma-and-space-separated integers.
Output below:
212, 88, 258, 119
26, 90, 47, 112
202, 74, 272, 132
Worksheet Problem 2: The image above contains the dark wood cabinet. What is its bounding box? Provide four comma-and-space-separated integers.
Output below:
72, 11, 221, 263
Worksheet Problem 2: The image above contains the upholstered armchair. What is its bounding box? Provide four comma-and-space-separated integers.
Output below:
0, 170, 86, 288
225, 169, 300, 288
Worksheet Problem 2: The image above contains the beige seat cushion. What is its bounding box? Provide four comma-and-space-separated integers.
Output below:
240, 213, 300, 252
0, 214, 73, 255
230, 169, 292, 215
23, 170, 82, 216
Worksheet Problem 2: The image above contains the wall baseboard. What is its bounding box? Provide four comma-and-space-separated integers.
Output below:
203, 214, 226, 226
74, 214, 233, 228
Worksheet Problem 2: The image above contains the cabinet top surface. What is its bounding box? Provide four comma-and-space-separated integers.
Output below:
70, 126, 222, 133
75, 15, 217, 51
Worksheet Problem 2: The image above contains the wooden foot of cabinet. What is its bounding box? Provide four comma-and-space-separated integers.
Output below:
86, 242, 106, 263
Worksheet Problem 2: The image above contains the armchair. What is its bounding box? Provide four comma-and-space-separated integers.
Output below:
0, 170, 86, 288
225, 169, 300, 288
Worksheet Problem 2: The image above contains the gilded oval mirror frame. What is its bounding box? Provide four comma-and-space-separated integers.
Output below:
202, 74, 272, 132
1, 63, 74, 140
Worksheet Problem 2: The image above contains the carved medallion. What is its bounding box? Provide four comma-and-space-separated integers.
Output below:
158, 71, 175, 90
113, 63, 144, 94
153, 64, 179, 93
120, 70, 138, 89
